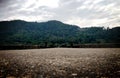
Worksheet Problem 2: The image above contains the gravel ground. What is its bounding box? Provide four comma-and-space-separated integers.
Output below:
0, 48, 120, 78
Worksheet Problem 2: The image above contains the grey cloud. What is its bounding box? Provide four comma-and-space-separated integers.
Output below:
0, 0, 119, 27
0, 0, 8, 4
0, 0, 28, 19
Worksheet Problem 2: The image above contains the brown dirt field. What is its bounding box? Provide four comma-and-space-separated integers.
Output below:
0, 48, 120, 78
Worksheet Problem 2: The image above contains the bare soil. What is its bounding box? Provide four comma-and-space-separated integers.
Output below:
0, 48, 120, 78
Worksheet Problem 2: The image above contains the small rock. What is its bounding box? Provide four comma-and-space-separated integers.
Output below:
71, 73, 77, 76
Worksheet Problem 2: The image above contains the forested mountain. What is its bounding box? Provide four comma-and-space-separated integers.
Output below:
0, 20, 120, 47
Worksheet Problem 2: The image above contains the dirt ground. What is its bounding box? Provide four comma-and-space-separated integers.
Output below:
0, 48, 120, 78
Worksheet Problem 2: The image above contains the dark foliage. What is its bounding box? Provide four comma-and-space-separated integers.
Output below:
0, 20, 120, 47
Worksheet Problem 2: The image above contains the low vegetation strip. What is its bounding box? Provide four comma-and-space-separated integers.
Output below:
0, 43, 120, 50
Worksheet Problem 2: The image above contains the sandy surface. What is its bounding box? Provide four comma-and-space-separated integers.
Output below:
0, 48, 120, 78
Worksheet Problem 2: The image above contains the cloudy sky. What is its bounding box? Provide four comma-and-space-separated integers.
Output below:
0, 0, 120, 28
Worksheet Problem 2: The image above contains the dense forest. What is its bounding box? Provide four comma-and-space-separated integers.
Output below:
0, 20, 120, 48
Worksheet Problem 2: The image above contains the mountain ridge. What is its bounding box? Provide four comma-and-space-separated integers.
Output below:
0, 20, 120, 46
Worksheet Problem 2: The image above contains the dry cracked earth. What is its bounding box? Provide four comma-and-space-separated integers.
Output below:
0, 48, 120, 78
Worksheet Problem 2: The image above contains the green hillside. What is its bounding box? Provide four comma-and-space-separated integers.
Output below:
0, 20, 120, 47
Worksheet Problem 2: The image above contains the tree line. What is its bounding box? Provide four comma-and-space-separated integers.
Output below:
0, 20, 120, 49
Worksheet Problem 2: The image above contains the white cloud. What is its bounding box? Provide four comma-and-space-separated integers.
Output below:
93, 0, 104, 4
21, 0, 59, 8
65, 17, 108, 27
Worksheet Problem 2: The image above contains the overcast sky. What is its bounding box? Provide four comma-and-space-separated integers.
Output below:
0, 0, 120, 28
